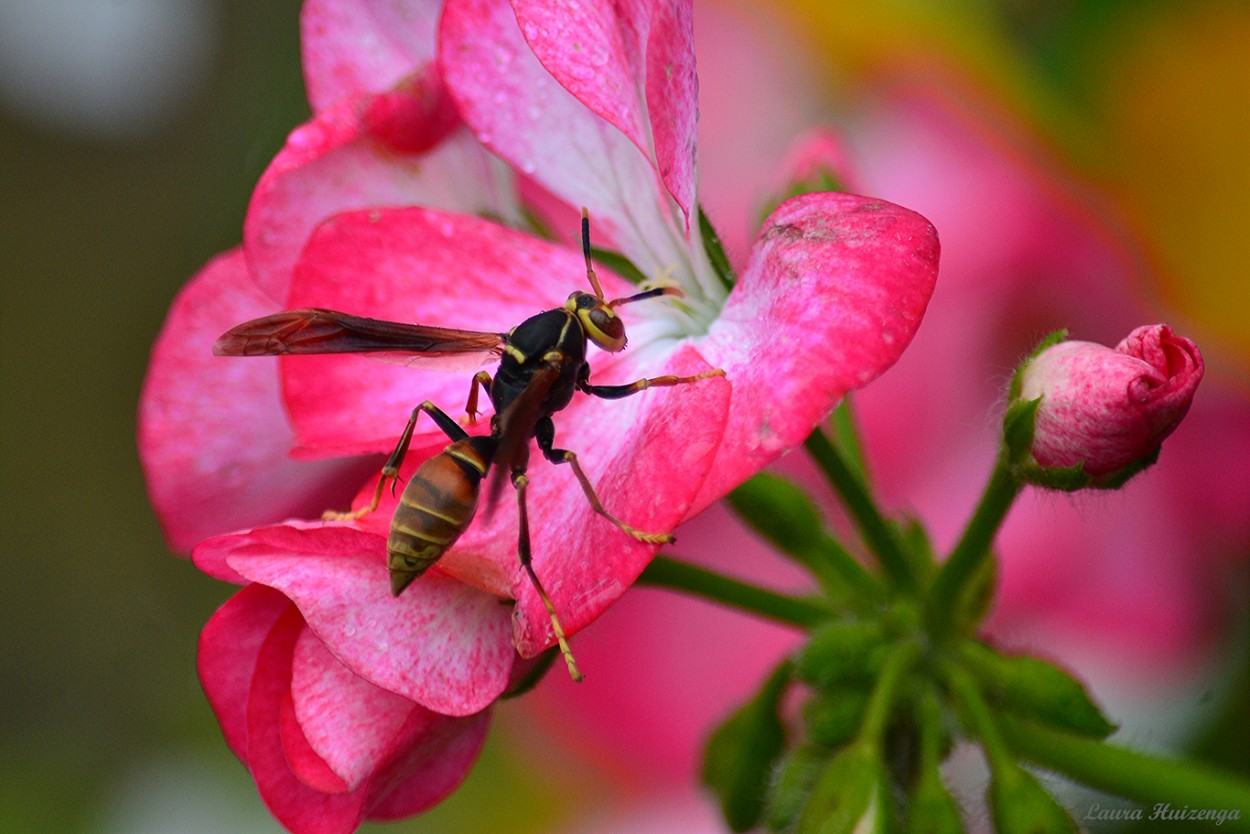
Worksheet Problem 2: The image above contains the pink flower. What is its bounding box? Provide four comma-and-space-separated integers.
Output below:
137, 0, 938, 827
1016, 325, 1204, 483
195, 561, 491, 833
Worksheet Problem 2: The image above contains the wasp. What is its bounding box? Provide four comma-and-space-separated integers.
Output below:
213, 210, 724, 680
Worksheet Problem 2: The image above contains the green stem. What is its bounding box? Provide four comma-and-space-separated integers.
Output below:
943, 661, 1015, 777
799, 534, 882, 613
1002, 717, 1250, 830
830, 397, 868, 485
857, 640, 921, 746
639, 554, 829, 629
804, 429, 917, 595
927, 455, 1023, 639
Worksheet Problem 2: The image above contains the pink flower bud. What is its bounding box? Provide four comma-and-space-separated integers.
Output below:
1017, 325, 1204, 483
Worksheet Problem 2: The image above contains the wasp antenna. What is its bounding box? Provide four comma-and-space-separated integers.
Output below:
581, 207, 606, 299
608, 285, 683, 309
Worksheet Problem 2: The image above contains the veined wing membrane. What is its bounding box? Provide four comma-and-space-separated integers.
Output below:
213, 308, 505, 371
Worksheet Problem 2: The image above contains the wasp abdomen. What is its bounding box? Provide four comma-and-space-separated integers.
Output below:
387, 438, 491, 596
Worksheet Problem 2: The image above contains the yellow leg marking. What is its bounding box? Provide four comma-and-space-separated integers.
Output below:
321, 468, 397, 521
464, 371, 493, 425
561, 451, 675, 545
514, 472, 583, 682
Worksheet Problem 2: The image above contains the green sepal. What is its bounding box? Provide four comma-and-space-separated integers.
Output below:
906, 766, 965, 834
728, 472, 825, 555
961, 642, 1116, 739
988, 765, 1078, 834
699, 206, 737, 291
896, 516, 937, 582
1007, 330, 1068, 402
907, 685, 964, 834
794, 620, 890, 690
1085, 445, 1161, 490
802, 689, 871, 750
498, 647, 557, 699
702, 663, 792, 832
767, 744, 833, 833
758, 169, 851, 232
796, 741, 890, 834
587, 246, 650, 286
1001, 397, 1041, 467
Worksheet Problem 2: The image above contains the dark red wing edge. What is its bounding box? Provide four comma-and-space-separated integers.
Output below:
213, 308, 505, 364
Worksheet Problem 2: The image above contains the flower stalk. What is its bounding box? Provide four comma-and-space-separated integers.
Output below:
926, 454, 1022, 641
638, 554, 831, 629
804, 428, 918, 595
1002, 716, 1250, 828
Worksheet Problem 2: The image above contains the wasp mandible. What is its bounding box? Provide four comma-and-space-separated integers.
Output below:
214, 211, 724, 681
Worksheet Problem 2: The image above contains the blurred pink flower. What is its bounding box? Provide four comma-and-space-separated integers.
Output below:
1017, 324, 1203, 482
139, 1, 939, 828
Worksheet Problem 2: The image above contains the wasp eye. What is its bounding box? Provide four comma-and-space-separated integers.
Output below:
583, 306, 626, 352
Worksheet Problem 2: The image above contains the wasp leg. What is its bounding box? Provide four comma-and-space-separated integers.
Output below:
463, 371, 493, 424
534, 417, 674, 545
513, 469, 583, 682
580, 367, 725, 400
323, 401, 467, 521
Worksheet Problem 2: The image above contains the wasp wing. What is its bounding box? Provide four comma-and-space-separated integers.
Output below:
213, 308, 505, 371
483, 360, 562, 516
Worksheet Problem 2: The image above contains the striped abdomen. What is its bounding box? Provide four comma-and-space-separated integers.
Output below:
387, 437, 492, 596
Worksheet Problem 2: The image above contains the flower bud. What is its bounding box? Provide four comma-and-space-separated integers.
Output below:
1010, 325, 1203, 488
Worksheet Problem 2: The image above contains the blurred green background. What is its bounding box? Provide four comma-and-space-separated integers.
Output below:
2, 1, 1248, 832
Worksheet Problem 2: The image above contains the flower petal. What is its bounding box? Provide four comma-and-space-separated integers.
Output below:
137, 249, 362, 552
280, 207, 634, 456
223, 523, 515, 715
439, 0, 683, 278
291, 627, 496, 817
246, 605, 371, 834
244, 96, 516, 304
289, 626, 419, 790
641, 0, 697, 225
511, 0, 698, 225
691, 192, 940, 510
300, 0, 441, 112
279, 688, 350, 793
364, 706, 490, 820
197, 583, 293, 763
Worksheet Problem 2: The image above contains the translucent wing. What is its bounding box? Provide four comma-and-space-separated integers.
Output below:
213, 308, 505, 371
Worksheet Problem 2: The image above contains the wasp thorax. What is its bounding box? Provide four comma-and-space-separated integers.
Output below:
568, 291, 627, 352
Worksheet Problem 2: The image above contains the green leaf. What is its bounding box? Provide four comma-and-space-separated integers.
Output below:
703, 663, 792, 832
961, 642, 1116, 739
